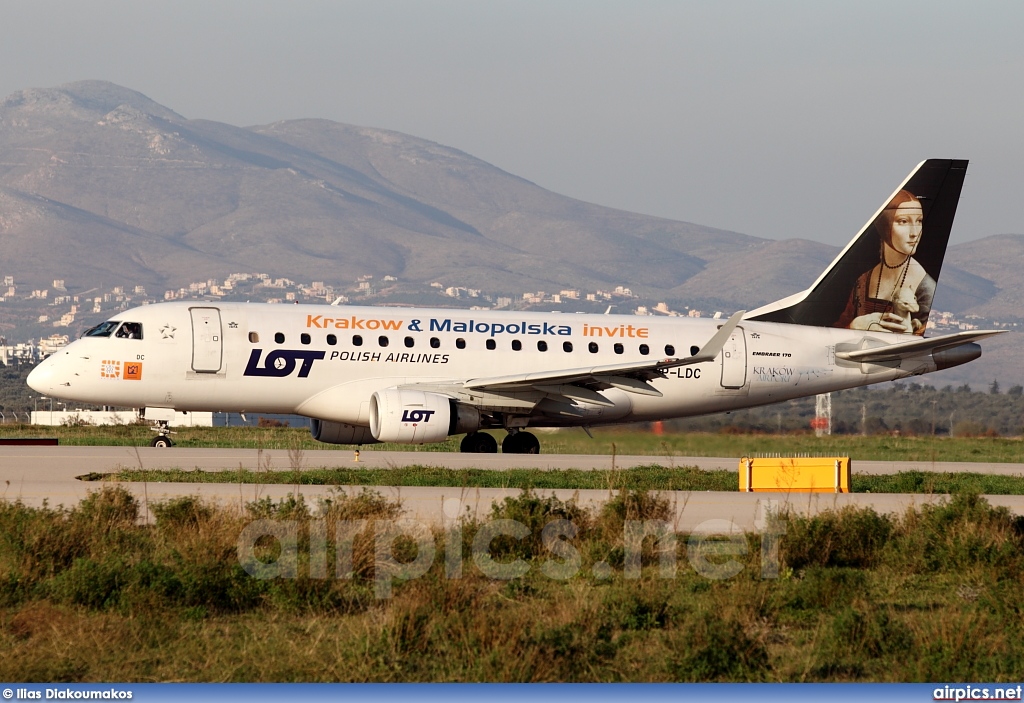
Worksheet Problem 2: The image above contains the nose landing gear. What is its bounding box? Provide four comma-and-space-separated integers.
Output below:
149, 420, 176, 448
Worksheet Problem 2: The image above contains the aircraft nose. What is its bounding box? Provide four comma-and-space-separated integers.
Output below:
27, 357, 56, 394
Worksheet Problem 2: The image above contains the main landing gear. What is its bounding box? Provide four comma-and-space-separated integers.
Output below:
502, 430, 540, 454
460, 432, 497, 453
459, 430, 540, 454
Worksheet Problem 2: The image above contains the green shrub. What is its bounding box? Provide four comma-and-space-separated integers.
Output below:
600, 489, 672, 524
486, 489, 591, 560
813, 604, 914, 678
602, 585, 674, 630
152, 496, 213, 530
0, 501, 84, 581
784, 566, 869, 611
894, 493, 1024, 575
246, 493, 311, 520
76, 487, 139, 529
529, 620, 618, 679
781, 506, 894, 569
318, 488, 404, 521
47, 557, 125, 610
670, 611, 769, 681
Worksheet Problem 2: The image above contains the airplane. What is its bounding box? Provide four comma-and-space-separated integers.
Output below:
27, 159, 1003, 453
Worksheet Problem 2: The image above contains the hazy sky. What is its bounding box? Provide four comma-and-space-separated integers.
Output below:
2, 1, 1022, 245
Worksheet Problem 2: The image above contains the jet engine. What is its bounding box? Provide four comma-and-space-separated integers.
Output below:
933, 343, 981, 371
309, 419, 379, 445
370, 389, 481, 443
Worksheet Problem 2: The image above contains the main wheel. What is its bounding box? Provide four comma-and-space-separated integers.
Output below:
460, 432, 498, 453
502, 431, 540, 454
151, 436, 174, 448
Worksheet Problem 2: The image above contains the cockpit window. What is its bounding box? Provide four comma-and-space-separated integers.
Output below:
83, 321, 120, 338
115, 322, 143, 340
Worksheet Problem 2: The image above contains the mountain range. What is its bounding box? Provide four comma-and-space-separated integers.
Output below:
0, 81, 1020, 387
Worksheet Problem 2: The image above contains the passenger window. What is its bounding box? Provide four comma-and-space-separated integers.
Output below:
430, 337, 440, 349
614, 343, 624, 354
665, 344, 676, 356
639, 344, 649, 355
690, 345, 700, 357
248, 332, 260, 343
486, 339, 496, 350
404, 336, 414, 348
563, 341, 573, 353
327, 334, 337, 346
83, 321, 120, 338
511, 340, 522, 351
274, 332, 285, 344
588, 342, 599, 353
301, 333, 311, 345
353, 335, 363, 346
115, 322, 143, 340
456, 338, 466, 349
537, 340, 548, 352
378, 336, 389, 348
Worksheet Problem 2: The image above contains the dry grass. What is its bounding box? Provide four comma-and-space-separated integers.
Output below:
2, 423, 1023, 462
3, 486, 1024, 681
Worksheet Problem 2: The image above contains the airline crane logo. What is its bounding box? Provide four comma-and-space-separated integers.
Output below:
243, 349, 326, 378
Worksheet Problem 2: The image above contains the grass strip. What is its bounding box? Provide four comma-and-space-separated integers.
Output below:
91, 466, 1024, 494
96, 465, 736, 492
4, 424, 1023, 462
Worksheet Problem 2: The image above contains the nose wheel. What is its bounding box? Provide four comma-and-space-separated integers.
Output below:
149, 420, 176, 448
501, 430, 540, 454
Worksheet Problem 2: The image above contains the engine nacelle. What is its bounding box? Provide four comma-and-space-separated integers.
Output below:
933, 343, 982, 371
369, 389, 481, 444
309, 419, 379, 445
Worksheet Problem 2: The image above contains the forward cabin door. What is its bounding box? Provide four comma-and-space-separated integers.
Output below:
190, 307, 223, 373
720, 326, 747, 389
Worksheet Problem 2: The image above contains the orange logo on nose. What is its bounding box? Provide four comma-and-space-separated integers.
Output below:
123, 362, 143, 381
100, 360, 121, 379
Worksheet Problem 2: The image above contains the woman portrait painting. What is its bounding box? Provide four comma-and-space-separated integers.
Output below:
835, 189, 934, 335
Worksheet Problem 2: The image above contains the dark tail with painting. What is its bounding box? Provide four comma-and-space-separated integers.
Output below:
747, 159, 968, 336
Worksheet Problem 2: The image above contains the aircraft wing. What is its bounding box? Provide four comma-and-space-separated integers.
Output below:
834, 329, 1006, 363
456, 310, 745, 398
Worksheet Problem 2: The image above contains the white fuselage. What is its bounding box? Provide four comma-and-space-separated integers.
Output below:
28, 301, 929, 431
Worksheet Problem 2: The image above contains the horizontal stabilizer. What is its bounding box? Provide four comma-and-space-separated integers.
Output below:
835, 330, 1005, 363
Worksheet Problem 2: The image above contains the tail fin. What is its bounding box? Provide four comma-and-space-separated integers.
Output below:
747, 159, 968, 336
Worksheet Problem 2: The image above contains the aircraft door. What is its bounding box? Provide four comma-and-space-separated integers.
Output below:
190, 307, 223, 373
720, 326, 747, 389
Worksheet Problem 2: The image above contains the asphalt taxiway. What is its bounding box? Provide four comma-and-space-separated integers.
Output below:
2, 446, 1023, 531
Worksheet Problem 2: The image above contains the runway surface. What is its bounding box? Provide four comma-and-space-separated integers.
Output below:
2, 446, 1023, 531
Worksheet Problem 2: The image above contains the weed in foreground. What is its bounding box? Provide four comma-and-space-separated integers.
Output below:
780, 506, 895, 570
811, 603, 915, 680
4, 489, 1024, 681
669, 610, 771, 681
